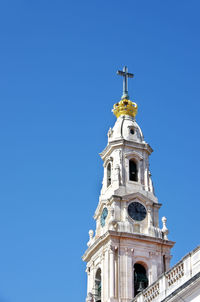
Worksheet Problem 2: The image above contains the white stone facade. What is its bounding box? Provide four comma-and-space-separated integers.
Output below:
132, 246, 200, 302
83, 114, 175, 302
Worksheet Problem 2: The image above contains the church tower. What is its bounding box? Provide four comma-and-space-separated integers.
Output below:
83, 67, 175, 302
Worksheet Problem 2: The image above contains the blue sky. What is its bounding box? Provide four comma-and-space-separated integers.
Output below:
0, 1, 200, 301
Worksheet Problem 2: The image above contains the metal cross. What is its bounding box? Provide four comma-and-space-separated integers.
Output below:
117, 66, 134, 99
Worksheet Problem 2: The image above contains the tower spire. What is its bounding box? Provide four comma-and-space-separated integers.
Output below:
117, 66, 134, 99
83, 68, 175, 302
113, 66, 137, 119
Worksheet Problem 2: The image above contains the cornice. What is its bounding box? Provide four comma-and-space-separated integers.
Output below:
107, 230, 175, 247
100, 139, 153, 160
82, 231, 110, 262
82, 230, 175, 262
121, 191, 159, 205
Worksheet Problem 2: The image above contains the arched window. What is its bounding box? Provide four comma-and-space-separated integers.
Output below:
129, 159, 138, 182
134, 263, 148, 296
107, 163, 111, 187
163, 255, 166, 272
95, 268, 101, 302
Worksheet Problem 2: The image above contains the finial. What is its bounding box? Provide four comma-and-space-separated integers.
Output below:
113, 66, 137, 119
89, 229, 94, 239
162, 216, 169, 240
117, 66, 134, 100
87, 230, 94, 247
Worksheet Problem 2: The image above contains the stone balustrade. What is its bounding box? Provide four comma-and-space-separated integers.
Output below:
143, 282, 159, 302
166, 262, 184, 286
132, 246, 200, 302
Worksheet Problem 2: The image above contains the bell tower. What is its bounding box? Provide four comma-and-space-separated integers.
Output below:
83, 67, 175, 302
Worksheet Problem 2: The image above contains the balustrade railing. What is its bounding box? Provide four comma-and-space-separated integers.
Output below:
143, 282, 159, 302
132, 246, 200, 302
166, 262, 184, 286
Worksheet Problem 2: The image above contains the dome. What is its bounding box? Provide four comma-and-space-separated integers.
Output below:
108, 115, 144, 143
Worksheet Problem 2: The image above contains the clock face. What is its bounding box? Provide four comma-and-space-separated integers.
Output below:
128, 202, 147, 221
100, 207, 108, 227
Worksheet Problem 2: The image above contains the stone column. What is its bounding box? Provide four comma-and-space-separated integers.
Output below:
109, 246, 115, 298
147, 206, 152, 228
86, 265, 90, 294
115, 247, 118, 298
139, 159, 144, 185
165, 255, 171, 272
101, 252, 105, 302
143, 156, 148, 191
149, 252, 158, 283
126, 248, 134, 300
87, 262, 94, 295
104, 249, 109, 301
148, 171, 153, 193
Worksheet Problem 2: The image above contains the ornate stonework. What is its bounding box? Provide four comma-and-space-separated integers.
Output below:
83, 68, 175, 302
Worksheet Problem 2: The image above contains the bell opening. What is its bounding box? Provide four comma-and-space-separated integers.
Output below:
134, 263, 148, 296
95, 268, 101, 302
